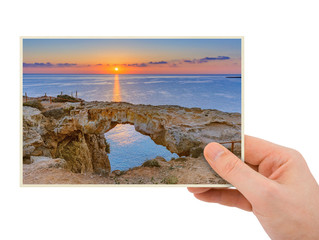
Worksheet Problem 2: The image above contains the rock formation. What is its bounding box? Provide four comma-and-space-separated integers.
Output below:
23, 101, 241, 176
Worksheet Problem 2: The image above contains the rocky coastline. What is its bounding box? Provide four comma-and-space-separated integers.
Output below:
23, 99, 241, 185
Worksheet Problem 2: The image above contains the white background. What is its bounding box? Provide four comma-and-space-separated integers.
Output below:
0, 1, 318, 239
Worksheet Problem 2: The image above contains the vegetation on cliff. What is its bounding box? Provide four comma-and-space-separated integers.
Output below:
23, 100, 44, 111
142, 159, 161, 168
162, 175, 178, 184
52, 94, 80, 102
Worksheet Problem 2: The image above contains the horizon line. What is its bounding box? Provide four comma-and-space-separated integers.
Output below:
23, 73, 241, 75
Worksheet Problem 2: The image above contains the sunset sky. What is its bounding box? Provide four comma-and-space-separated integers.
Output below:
23, 38, 241, 74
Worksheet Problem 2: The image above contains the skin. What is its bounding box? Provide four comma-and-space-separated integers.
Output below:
188, 135, 319, 240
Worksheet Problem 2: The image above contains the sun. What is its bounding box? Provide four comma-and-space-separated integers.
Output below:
114, 67, 119, 71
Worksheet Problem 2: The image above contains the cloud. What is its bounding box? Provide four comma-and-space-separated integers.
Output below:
198, 56, 230, 63
148, 61, 168, 64
23, 62, 54, 67
56, 63, 78, 67
23, 62, 77, 68
183, 56, 231, 64
127, 63, 148, 67
23, 56, 231, 69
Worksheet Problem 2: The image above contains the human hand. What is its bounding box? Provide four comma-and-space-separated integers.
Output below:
188, 136, 319, 240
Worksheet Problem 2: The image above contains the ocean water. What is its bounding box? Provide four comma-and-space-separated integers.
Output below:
23, 74, 241, 112
23, 74, 241, 171
104, 124, 179, 171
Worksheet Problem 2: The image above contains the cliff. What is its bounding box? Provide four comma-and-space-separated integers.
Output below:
23, 101, 241, 184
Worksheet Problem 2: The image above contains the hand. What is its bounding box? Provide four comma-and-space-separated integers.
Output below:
188, 136, 319, 240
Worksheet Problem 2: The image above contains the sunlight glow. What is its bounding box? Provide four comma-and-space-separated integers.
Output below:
112, 75, 121, 102
114, 67, 119, 71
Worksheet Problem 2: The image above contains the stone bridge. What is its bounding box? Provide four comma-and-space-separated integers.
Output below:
23, 101, 241, 174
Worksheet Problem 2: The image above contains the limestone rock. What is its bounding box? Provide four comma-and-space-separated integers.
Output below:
23, 101, 241, 176
25, 157, 67, 171
84, 133, 111, 174
56, 132, 94, 173
112, 170, 122, 176
23, 106, 48, 161
54, 101, 241, 156
30, 156, 52, 163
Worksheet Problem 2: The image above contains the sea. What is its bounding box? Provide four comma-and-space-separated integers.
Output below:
23, 74, 241, 171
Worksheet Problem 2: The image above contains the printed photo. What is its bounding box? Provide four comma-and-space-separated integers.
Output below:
22, 37, 242, 185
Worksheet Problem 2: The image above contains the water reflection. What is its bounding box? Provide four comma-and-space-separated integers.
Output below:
105, 124, 179, 171
112, 74, 121, 102
106, 124, 144, 146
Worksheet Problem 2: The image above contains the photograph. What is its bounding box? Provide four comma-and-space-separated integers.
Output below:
22, 37, 242, 185
3, 1, 319, 240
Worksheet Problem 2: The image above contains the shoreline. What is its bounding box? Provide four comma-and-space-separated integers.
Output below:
23, 95, 242, 114
23, 96, 241, 184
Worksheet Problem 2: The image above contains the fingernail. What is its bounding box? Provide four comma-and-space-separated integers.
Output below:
204, 144, 225, 162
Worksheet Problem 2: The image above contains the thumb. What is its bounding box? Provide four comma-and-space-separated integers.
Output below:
204, 142, 267, 198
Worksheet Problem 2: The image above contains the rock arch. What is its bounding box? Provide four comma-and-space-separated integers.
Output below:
23, 102, 241, 175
